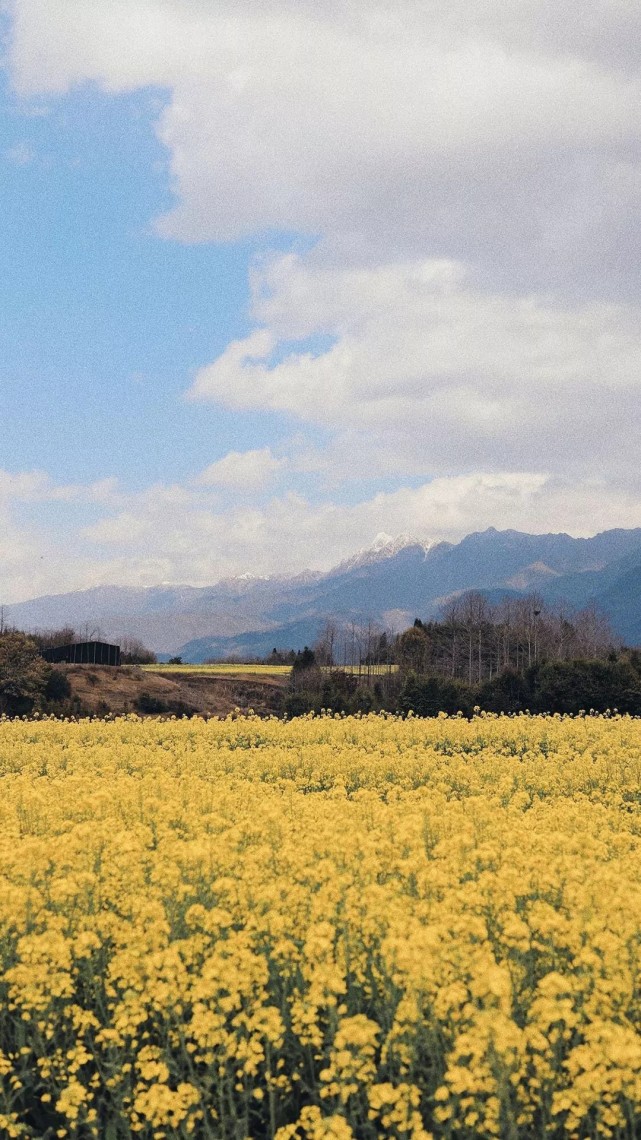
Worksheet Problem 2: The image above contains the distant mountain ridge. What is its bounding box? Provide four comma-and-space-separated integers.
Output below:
4, 526, 641, 658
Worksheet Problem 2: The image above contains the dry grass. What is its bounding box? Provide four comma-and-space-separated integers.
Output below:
59, 664, 287, 717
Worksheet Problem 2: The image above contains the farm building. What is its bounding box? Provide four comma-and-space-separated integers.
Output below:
42, 641, 121, 666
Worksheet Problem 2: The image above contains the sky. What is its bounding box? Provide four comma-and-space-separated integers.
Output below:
0, 0, 640, 602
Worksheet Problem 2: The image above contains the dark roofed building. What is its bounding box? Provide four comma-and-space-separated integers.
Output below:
42, 641, 121, 666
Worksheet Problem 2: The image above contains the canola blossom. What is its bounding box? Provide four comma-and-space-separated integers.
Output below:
141, 665, 293, 677
1, 712, 641, 1138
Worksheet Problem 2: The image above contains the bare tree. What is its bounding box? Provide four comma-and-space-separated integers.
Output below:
457, 592, 490, 683
441, 597, 464, 677
314, 620, 339, 667
574, 604, 616, 658
120, 637, 157, 665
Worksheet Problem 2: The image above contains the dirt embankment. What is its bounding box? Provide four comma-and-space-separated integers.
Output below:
58, 665, 287, 718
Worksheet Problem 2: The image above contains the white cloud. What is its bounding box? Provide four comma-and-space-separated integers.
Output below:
7, 0, 641, 296
190, 253, 641, 482
196, 447, 285, 491
0, 470, 124, 602
0, 469, 122, 506
7, 0, 641, 502
5, 141, 35, 165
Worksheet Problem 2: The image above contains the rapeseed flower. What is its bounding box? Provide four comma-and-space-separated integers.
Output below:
0, 712, 641, 1136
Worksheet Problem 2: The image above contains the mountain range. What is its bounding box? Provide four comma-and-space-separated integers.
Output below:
4, 526, 641, 659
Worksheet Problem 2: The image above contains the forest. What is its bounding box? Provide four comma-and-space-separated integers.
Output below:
288, 593, 641, 717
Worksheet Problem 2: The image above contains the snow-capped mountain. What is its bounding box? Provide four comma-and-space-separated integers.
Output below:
5, 526, 641, 657
329, 532, 435, 575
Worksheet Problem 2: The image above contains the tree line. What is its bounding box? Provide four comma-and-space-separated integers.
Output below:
2, 592, 640, 719
311, 594, 614, 678
284, 594, 641, 716
396, 593, 613, 681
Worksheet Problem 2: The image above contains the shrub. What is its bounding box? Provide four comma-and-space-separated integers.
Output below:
398, 673, 475, 717
0, 631, 51, 715
43, 668, 72, 704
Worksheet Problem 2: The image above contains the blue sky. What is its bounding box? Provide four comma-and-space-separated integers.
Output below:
0, 75, 262, 487
1, 1, 640, 601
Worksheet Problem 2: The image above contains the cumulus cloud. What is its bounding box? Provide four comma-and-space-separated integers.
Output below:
8, 0, 641, 457
0, 469, 121, 505
0, 471, 124, 602
196, 447, 285, 491
8, 0, 641, 297
189, 253, 641, 483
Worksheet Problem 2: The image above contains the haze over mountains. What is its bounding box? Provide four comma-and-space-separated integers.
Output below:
4, 527, 641, 660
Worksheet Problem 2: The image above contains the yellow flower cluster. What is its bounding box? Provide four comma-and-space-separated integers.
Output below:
1, 711, 641, 1138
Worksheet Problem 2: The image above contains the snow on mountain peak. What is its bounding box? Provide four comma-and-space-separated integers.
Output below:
333, 532, 432, 574
371, 531, 394, 550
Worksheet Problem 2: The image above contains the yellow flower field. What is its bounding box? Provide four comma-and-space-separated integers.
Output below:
1, 712, 641, 1139
141, 665, 293, 677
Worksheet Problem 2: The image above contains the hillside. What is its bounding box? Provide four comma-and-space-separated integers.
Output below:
59, 665, 287, 718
